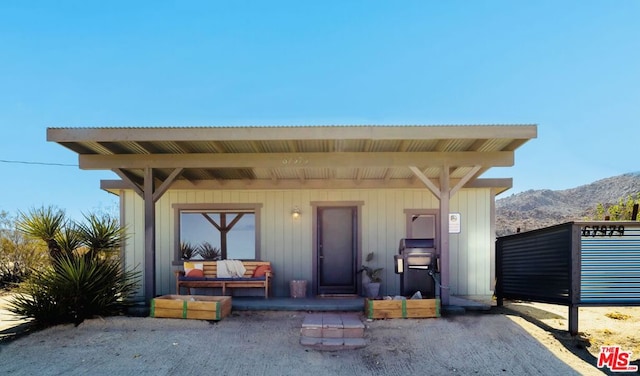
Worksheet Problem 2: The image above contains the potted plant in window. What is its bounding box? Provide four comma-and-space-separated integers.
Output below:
359, 252, 383, 298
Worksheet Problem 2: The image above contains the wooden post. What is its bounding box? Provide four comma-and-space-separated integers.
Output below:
569, 224, 583, 335
220, 213, 228, 259
144, 167, 156, 304
569, 305, 579, 335
495, 237, 503, 307
439, 165, 451, 306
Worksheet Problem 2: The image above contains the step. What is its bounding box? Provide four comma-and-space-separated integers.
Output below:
300, 336, 366, 350
300, 313, 366, 350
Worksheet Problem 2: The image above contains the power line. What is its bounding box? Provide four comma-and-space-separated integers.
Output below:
0, 159, 78, 167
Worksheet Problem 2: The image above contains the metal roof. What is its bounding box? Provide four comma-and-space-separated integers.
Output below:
47, 125, 537, 193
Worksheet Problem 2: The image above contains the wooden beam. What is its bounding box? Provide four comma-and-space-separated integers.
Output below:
296, 169, 306, 183
269, 170, 279, 184
80, 151, 514, 170
112, 169, 144, 198
502, 139, 528, 151
152, 168, 184, 202
382, 168, 392, 182
48, 125, 538, 142
409, 166, 441, 199
450, 165, 482, 197
102, 177, 514, 191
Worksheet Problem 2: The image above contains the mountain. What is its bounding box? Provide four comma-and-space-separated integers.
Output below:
495, 172, 640, 236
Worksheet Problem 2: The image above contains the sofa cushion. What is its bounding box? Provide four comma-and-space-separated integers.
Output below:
184, 262, 204, 278
252, 265, 271, 278
178, 276, 207, 281
207, 277, 266, 281
178, 276, 266, 282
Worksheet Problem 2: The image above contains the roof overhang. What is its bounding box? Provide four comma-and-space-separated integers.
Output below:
47, 125, 536, 195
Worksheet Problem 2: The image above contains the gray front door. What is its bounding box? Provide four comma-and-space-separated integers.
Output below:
317, 207, 357, 295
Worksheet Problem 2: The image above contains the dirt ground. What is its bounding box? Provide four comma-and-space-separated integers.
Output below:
499, 300, 640, 373
0, 293, 638, 375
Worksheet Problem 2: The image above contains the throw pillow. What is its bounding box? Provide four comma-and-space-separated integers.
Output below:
252, 264, 271, 278
184, 262, 204, 278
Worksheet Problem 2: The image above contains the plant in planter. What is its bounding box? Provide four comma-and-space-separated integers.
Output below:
359, 252, 383, 298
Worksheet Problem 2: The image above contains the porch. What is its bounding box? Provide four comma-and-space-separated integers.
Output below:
228, 295, 491, 313
47, 125, 537, 304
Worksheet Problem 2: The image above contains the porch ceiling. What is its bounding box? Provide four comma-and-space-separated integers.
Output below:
47, 125, 537, 192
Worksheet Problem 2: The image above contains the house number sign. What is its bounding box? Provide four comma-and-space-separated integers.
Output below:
281, 156, 309, 166
581, 225, 625, 237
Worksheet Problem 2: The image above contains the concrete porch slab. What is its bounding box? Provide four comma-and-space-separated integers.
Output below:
231, 297, 365, 311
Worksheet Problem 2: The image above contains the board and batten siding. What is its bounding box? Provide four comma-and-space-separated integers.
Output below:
120, 188, 494, 299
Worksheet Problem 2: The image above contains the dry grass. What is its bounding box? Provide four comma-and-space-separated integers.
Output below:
605, 311, 631, 320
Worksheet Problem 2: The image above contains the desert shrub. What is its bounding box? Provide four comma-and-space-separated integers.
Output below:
10, 206, 139, 326
593, 193, 640, 221
605, 311, 631, 320
0, 211, 48, 288
9, 254, 139, 326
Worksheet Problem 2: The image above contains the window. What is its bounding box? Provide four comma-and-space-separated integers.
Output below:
175, 204, 261, 261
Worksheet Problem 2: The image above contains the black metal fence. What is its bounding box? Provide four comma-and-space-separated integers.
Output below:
496, 221, 640, 334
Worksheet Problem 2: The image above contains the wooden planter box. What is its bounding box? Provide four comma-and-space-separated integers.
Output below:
151, 295, 232, 321
365, 298, 440, 319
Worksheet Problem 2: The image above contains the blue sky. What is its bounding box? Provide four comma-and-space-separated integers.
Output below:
1, 1, 638, 220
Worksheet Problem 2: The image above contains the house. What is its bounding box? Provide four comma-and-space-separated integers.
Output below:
47, 125, 537, 306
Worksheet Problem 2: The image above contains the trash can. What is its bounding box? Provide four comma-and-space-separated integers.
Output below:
289, 280, 307, 298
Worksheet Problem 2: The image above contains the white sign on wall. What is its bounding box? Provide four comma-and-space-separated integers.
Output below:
449, 213, 461, 234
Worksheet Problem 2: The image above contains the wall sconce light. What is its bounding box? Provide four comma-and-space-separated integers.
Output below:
292, 206, 301, 219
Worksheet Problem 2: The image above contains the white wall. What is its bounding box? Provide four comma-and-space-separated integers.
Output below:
121, 188, 494, 298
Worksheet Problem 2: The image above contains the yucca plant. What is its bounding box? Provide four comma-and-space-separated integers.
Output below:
11, 206, 139, 326
9, 254, 139, 326
180, 242, 198, 260
77, 213, 126, 259
198, 242, 221, 260
17, 207, 67, 261
55, 222, 83, 257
